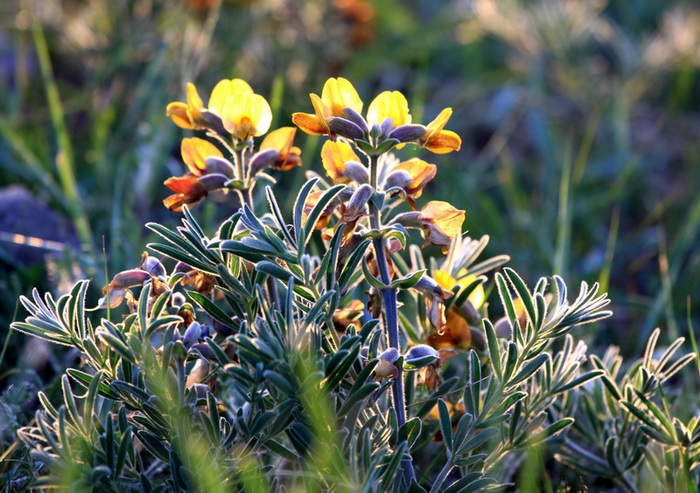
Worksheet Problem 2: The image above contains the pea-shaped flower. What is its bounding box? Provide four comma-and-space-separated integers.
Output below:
221, 93, 273, 142
418, 201, 466, 252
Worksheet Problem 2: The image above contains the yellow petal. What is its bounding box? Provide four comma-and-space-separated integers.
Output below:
222, 93, 272, 141
433, 270, 457, 291
181, 137, 223, 175
209, 79, 253, 115
186, 83, 204, 113
166, 102, 195, 129
425, 108, 452, 136
425, 130, 462, 154
261, 127, 296, 155
366, 91, 410, 127
321, 77, 363, 117
321, 140, 359, 183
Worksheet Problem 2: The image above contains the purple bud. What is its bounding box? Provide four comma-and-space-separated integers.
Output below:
404, 344, 439, 370
379, 117, 395, 137
199, 173, 228, 190
379, 347, 400, 364
384, 169, 413, 190
141, 256, 166, 278
109, 269, 151, 290
327, 117, 365, 140
200, 110, 227, 135
388, 124, 427, 143
174, 261, 192, 274
183, 322, 202, 348
342, 161, 369, 183
249, 149, 281, 174
343, 184, 374, 222
205, 156, 236, 177
191, 342, 217, 360
342, 107, 369, 134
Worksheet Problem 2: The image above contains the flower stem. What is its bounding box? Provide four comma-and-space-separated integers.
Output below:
368, 153, 416, 483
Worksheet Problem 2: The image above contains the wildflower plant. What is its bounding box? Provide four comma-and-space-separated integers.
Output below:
9, 76, 697, 492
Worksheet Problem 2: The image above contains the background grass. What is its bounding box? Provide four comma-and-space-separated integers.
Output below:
0, 0, 699, 487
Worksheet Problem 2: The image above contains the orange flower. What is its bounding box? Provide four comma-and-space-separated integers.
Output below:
180, 137, 223, 176
419, 108, 462, 154
321, 140, 361, 184
163, 175, 208, 212
166, 83, 206, 130
292, 77, 364, 136
418, 201, 466, 252
259, 127, 303, 171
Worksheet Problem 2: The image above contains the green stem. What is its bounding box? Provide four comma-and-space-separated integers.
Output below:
368, 153, 415, 483
430, 455, 455, 492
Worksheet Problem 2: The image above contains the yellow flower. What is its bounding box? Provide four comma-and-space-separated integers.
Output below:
259, 127, 303, 171
366, 90, 411, 128
392, 159, 437, 204
420, 108, 462, 154
418, 201, 465, 252
221, 93, 273, 142
180, 138, 223, 176
208, 79, 254, 116
166, 83, 206, 130
292, 77, 364, 135
321, 140, 361, 184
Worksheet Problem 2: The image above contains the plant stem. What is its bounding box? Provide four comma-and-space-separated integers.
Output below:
368, 153, 416, 483
430, 456, 455, 492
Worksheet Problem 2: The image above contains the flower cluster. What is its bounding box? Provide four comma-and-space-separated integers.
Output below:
163, 79, 302, 211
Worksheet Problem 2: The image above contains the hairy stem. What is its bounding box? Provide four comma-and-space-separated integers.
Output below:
368, 153, 416, 483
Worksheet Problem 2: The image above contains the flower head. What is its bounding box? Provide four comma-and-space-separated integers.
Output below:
292, 77, 363, 136
420, 108, 462, 154
418, 201, 466, 252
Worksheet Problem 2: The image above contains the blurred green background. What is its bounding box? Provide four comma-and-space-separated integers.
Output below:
0, 0, 699, 405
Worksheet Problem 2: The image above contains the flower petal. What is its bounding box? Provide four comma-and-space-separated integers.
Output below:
208, 78, 253, 115
425, 129, 462, 154
222, 93, 272, 141
367, 91, 410, 127
166, 102, 195, 129
292, 112, 327, 135
321, 77, 363, 117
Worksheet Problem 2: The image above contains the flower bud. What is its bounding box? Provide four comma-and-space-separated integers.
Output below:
341, 160, 369, 183
183, 322, 202, 348
378, 347, 400, 364
379, 117, 395, 137
140, 255, 166, 278
108, 269, 151, 290
384, 169, 413, 190
327, 117, 365, 140
343, 184, 373, 222
391, 211, 421, 228
213, 318, 237, 336
199, 110, 227, 135
249, 149, 281, 174
369, 123, 382, 139
342, 107, 369, 134
404, 345, 439, 370
204, 156, 236, 177
198, 173, 228, 190
191, 342, 217, 360
388, 124, 427, 143
174, 261, 193, 274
